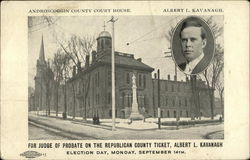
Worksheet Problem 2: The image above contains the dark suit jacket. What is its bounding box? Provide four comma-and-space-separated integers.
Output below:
178, 56, 210, 74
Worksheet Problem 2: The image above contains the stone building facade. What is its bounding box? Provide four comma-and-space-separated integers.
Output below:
66, 31, 154, 119
152, 75, 212, 119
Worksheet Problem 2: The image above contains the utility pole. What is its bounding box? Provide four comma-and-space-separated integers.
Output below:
157, 69, 161, 129
108, 16, 118, 131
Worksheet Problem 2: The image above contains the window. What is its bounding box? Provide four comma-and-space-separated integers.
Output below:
95, 72, 99, 87
165, 83, 168, 91
122, 92, 125, 106
165, 97, 168, 106
97, 72, 100, 87
179, 99, 181, 106
108, 70, 111, 86
186, 111, 189, 117
143, 75, 146, 88
172, 85, 174, 92
127, 94, 130, 107
180, 111, 182, 117
174, 111, 176, 118
139, 74, 142, 87
108, 92, 111, 104
185, 98, 187, 106
177, 85, 180, 92
167, 111, 170, 117
172, 98, 175, 106
96, 94, 99, 105
126, 73, 130, 84
101, 39, 104, 49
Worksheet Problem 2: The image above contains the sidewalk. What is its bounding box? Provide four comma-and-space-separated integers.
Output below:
29, 112, 224, 140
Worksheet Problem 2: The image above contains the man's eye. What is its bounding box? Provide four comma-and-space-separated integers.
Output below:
182, 39, 187, 42
190, 38, 196, 42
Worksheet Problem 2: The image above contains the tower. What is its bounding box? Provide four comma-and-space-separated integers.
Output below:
96, 31, 112, 53
34, 35, 47, 112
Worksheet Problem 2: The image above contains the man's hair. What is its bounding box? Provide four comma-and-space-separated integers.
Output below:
180, 18, 207, 40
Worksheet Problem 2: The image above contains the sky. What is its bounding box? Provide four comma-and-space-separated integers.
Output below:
28, 16, 223, 92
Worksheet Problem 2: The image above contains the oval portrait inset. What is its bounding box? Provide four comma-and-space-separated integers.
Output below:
172, 16, 215, 75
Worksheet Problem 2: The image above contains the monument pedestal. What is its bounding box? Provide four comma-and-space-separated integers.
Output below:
129, 73, 144, 121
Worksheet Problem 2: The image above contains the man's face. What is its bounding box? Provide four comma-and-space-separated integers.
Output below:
180, 26, 206, 62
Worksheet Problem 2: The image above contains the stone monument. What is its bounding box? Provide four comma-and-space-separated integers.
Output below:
129, 73, 144, 120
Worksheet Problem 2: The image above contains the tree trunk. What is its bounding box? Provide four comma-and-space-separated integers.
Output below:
72, 83, 76, 119
220, 92, 224, 119
63, 85, 67, 119
55, 85, 59, 117
209, 89, 214, 119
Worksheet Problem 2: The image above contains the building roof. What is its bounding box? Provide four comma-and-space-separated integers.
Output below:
39, 35, 45, 62
97, 51, 154, 72
98, 31, 111, 38
68, 50, 154, 82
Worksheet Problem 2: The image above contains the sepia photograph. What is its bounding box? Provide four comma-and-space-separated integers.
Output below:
28, 15, 224, 140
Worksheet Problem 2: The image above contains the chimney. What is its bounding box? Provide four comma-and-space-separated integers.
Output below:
168, 74, 170, 80
174, 75, 177, 81
92, 51, 97, 63
86, 54, 90, 67
137, 58, 142, 62
154, 73, 157, 79
73, 66, 76, 77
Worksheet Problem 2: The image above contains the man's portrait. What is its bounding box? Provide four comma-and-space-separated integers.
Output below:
172, 16, 215, 75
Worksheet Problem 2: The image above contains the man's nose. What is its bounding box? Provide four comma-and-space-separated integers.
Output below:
186, 39, 192, 47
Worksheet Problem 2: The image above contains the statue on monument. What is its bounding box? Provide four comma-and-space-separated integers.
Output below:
129, 73, 144, 121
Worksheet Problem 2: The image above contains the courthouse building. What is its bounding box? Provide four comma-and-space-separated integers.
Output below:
33, 30, 220, 119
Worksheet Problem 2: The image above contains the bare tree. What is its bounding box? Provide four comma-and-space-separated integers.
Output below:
202, 16, 224, 119
216, 69, 224, 118
52, 49, 71, 116
51, 51, 71, 119
203, 45, 224, 119
59, 34, 96, 119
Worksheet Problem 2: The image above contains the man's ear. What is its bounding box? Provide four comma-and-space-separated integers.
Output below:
202, 39, 207, 48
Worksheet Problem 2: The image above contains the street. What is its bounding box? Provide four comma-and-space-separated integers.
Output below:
29, 113, 224, 140
29, 123, 71, 140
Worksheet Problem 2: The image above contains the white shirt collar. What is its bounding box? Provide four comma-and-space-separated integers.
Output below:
184, 52, 204, 74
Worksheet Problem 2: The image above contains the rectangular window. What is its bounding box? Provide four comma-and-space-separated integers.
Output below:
108, 92, 111, 104
143, 75, 146, 88
172, 98, 175, 106
97, 71, 99, 87
185, 98, 187, 106
179, 99, 181, 106
108, 70, 111, 86
126, 72, 130, 84
165, 83, 168, 91
96, 94, 99, 105
139, 74, 142, 87
172, 85, 174, 92
166, 97, 168, 106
